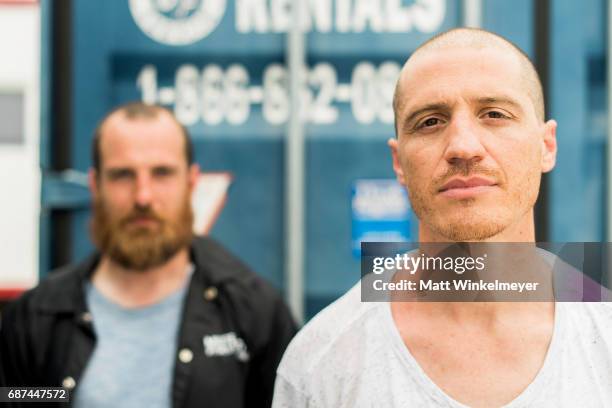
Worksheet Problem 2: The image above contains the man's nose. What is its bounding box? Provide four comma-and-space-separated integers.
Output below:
135, 173, 153, 206
443, 114, 486, 166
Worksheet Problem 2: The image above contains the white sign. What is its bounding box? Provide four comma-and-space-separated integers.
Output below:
236, 0, 446, 34
192, 172, 233, 234
352, 179, 410, 220
130, 0, 446, 46
129, 0, 227, 45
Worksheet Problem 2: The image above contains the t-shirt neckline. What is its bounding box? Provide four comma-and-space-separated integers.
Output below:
380, 300, 566, 408
86, 263, 195, 315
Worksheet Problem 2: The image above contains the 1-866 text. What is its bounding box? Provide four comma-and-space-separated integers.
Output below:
137, 61, 400, 127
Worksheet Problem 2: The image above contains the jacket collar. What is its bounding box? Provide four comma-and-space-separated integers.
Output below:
35, 236, 247, 314
34, 253, 99, 314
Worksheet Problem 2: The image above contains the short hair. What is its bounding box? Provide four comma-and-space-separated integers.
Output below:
92, 102, 194, 171
393, 28, 545, 135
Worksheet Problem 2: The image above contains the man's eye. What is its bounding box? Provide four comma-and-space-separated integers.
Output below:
153, 168, 174, 177
421, 117, 441, 128
485, 111, 507, 119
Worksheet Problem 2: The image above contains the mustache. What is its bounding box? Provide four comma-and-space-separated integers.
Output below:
433, 164, 503, 190
120, 205, 164, 226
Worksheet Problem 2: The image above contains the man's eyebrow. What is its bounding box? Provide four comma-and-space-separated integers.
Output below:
152, 164, 179, 172
401, 103, 451, 133
475, 96, 523, 112
104, 167, 134, 178
105, 166, 132, 174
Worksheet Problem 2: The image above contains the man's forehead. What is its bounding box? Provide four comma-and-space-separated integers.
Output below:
395, 45, 537, 119
408, 48, 514, 86
98, 111, 186, 164
402, 45, 523, 84
101, 111, 183, 147
393, 30, 545, 123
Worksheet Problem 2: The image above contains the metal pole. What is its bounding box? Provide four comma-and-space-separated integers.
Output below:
285, 0, 305, 323
606, 0, 612, 295
607, 0, 612, 241
463, 0, 482, 28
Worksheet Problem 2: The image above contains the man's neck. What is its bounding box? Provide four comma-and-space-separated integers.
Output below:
396, 300, 553, 326
92, 249, 191, 308
391, 210, 556, 406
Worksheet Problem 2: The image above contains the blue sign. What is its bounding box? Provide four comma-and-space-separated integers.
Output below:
351, 179, 411, 257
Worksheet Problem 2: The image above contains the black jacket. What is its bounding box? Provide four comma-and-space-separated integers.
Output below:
0, 237, 297, 407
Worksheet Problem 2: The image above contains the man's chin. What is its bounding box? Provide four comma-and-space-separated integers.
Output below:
430, 218, 507, 242
104, 227, 191, 271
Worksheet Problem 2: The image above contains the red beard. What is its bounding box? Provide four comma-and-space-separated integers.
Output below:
90, 192, 194, 271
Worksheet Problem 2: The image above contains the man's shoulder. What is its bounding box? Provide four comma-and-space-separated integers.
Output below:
566, 301, 612, 327
4, 257, 93, 318
191, 236, 285, 306
278, 282, 380, 379
191, 236, 264, 284
190, 236, 296, 344
560, 302, 612, 369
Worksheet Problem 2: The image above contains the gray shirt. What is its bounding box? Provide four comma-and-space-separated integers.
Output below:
73, 271, 191, 408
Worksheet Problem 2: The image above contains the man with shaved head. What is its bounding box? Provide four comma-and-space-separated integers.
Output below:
273, 28, 612, 407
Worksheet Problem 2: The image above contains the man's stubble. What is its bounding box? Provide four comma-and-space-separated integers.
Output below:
406, 161, 540, 242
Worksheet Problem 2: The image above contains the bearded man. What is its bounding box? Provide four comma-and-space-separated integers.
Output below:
0, 102, 296, 408
273, 28, 612, 408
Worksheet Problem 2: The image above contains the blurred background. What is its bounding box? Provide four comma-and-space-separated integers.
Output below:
0, 0, 608, 321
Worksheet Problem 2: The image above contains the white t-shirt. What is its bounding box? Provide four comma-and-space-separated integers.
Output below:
273, 283, 612, 408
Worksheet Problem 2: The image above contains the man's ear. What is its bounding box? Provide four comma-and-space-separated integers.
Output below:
88, 168, 99, 200
388, 138, 407, 186
541, 119, 557, 173
188, 163, 201, 192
